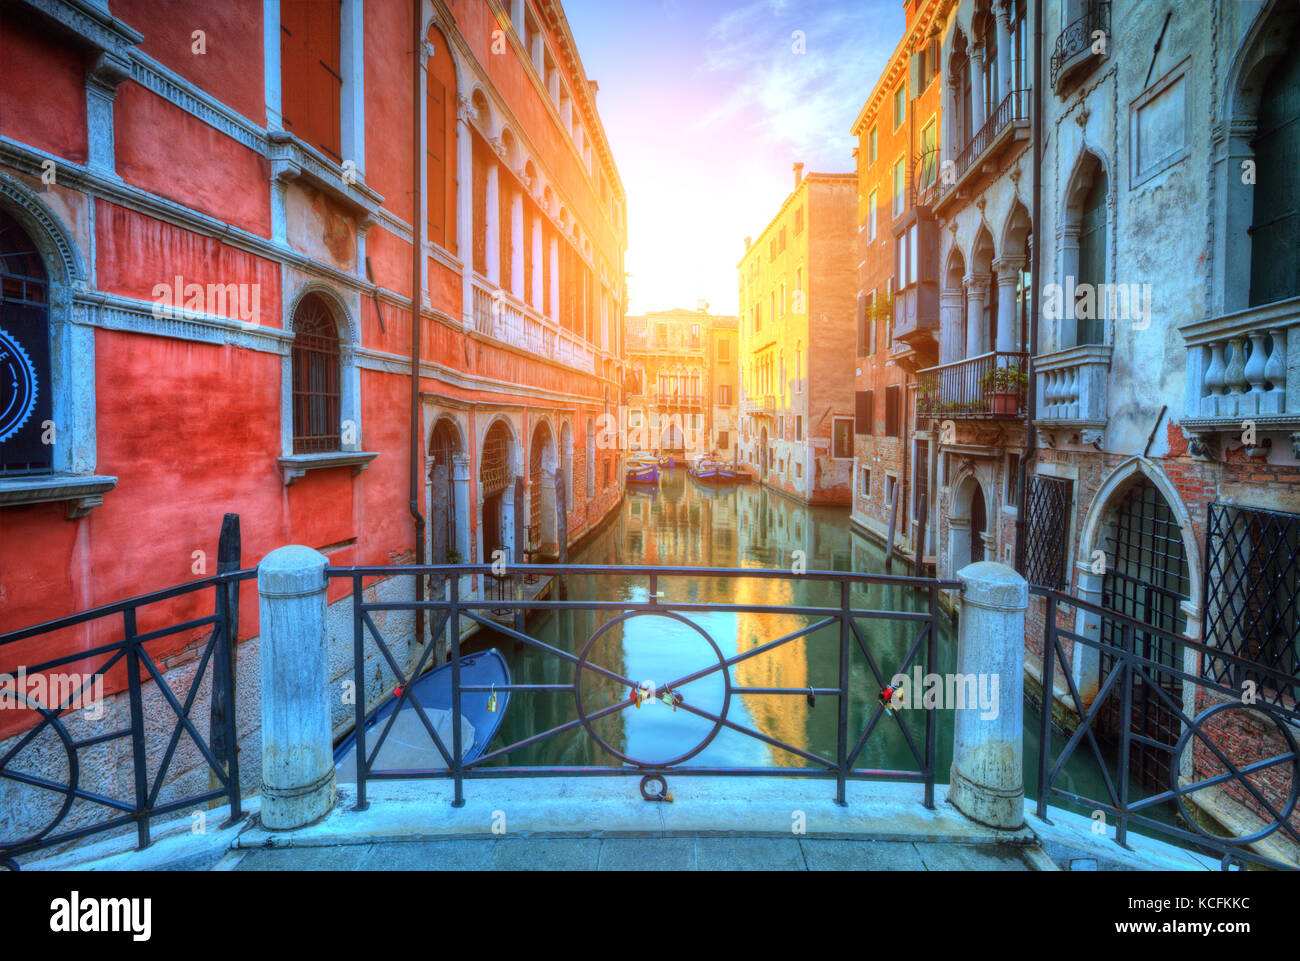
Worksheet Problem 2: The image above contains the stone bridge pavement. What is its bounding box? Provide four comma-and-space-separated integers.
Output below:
19, 778, 1218, 872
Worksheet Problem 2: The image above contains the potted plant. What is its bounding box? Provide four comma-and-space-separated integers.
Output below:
980, 365, 1027, 415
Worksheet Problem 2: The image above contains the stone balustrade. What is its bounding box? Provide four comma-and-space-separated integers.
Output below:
1034, 344, 1111, 441
1181, 296, 1299, 423
470, 275, 597, 374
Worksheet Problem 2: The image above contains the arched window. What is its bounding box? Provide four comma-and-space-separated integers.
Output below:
426, 26, 458, 254
291, 293, 342, 453
1077, 167, 1108, 344
1250, 42, 1300, 307
0, 209, 51, 473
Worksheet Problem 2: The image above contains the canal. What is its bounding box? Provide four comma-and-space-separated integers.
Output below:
473, 467, 1111, 808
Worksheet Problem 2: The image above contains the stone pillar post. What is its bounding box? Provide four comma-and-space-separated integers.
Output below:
949, 560, 1027, 829
970, 43, 986, 132
1070, 560, 1104, 703
258, 545, 336, 830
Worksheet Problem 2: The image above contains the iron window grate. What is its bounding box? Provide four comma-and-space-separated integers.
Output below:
1024, 475, 1072, 590
1204, 501, 1300, 707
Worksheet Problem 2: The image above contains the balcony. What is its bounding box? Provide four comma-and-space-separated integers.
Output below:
917, 350, 1029, 420
934, 89, 1029, 214
470, 276, 596, 374
1051, 1, 1110, 91
763, 395, 778, 415
1033, 344, 1112, 445
655, 391, 703, 410
1180, 295, 1300, 456
909, 147, 941, 214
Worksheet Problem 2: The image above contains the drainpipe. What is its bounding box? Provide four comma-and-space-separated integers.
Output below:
409, 0, 426, 645
1013, 0, 1043, 576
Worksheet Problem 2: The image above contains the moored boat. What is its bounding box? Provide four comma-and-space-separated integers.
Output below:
334, 648, 510, 779
688, 455, 738, 485
626, 454, 660, 485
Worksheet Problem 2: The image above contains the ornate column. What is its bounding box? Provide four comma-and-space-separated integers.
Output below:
970, 42, 986, 132
994, 1, 1013, 104
993, 257, 1024, 352
940, 288, 965, 366
965, 274, 990, 357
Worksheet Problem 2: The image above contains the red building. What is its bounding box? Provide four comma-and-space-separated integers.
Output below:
0, 1, 626, 756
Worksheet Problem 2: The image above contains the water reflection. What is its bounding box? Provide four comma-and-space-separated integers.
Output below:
475, 471, 951, 774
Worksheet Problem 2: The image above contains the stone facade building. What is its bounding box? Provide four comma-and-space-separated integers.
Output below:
0, 0, 625, 807
1017, 0, 1300, 855
737, 168, 858, 504
623, 307, 737, 459
851, 0, 947, 559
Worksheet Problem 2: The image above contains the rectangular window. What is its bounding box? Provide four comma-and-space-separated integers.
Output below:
833, 418, 853, 458
861, 467, 872, 497
1024, 475, 1074, 591
885, 385, 901, 437
858, 291, 876, 357
867, 189, 878, 240
886, 473, 898, 508
868, 128, 878, 165
718, 430, 729, 450
892, 159, 905, 218
1203, 502, 1300, 705
280, 0, 343, 163
907, 223, 918, 287
893, 85, 906, 130
718, 338, 730, 362
794, 207, 804, 233
719, 385, 731, 404
1005, 453, 1021, 507
855, 390, 874, 435
795, 416, 803, 441
920, 120, 937, 187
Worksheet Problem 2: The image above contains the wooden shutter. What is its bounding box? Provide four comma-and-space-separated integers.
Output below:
281, 0, 342, 163
427, 77, 447, 247
855, 390, 874, 436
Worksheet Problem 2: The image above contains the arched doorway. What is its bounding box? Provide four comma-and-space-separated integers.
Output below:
480, 420, 513, 564
0, 209, 51, 473
1097, 476, 1190, 791
528, 420, 558, 560
948, 471, 989, 572
429, 418, 460, 564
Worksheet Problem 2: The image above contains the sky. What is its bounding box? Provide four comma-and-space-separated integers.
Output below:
563, 0, 905, 316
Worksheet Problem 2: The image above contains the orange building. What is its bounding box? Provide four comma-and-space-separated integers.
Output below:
850, 0, 947, 561
0, 1, 624, 751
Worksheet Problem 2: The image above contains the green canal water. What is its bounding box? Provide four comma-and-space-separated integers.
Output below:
467, 467, 1117, 809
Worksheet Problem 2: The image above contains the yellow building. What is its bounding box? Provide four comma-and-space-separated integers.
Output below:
625, 307, 739, 457
737, 167, 858, 503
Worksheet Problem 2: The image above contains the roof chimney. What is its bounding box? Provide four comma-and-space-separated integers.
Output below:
744, 236, 752, 250
793, 162, 805, 188
696, 299, 709, 313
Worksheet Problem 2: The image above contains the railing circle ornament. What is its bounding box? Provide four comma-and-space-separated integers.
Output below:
1170, 700, 1300, 846
0, 690, 80, 855
573, 609, 731, 769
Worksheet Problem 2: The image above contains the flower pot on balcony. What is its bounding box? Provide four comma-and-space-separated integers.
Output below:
986, 390, 1022, 415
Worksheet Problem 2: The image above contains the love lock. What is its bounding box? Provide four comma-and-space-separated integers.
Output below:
639, 773, 673, 803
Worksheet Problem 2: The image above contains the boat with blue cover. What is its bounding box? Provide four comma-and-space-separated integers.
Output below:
334, 648, 510, 779
626, 454, 660, 485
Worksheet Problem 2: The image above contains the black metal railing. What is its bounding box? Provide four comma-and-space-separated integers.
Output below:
1033, 585, 1300, 870
1025, 476, 1074, 591
1050, 0, 1111, 88
948, 88, 1029, 188
917, 350, 1029, 418
0, 570, 252, 866
910, 146, 940, 210
338, 564, 957, 810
